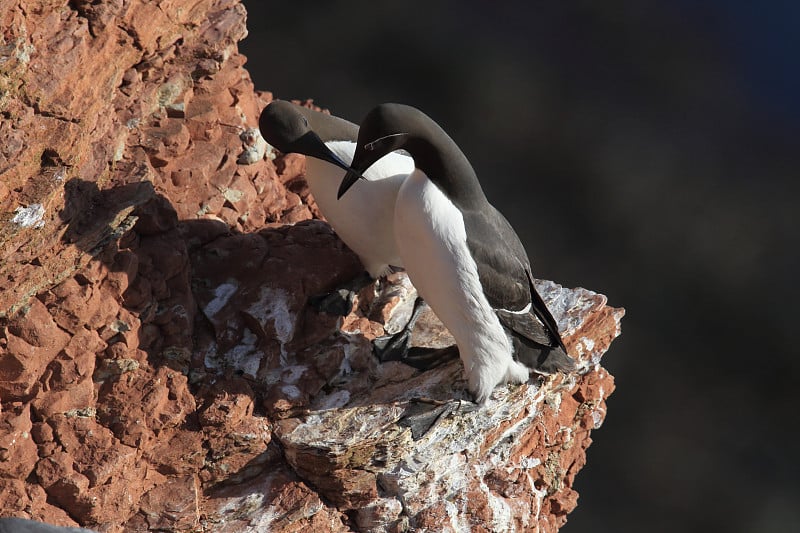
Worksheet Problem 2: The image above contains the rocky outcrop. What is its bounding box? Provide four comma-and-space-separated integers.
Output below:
0, 1, 624, 531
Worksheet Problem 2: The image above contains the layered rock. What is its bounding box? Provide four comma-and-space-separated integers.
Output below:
0, 1, 624, 531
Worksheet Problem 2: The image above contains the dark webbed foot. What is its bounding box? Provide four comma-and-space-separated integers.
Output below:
373, 296, 426, 362
309, 288, 357, 316
400, 345, 459, 370
374, 336, 459, 369
309, 271, 374, 316
398, 397, 479, 439
373, 297, 461, 371
372, 328, 413, 362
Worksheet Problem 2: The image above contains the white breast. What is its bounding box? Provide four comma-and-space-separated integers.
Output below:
305, 141, 414, 278
393, 169, 530, 403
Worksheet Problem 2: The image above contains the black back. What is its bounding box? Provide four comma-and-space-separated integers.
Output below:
352, 103, 569, 355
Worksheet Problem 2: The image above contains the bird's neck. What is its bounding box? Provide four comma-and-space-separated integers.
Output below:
300, 107, 358, 143
408, 136, 487, 209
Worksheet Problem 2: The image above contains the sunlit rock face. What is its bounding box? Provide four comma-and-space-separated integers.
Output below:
0, 1, 623, 531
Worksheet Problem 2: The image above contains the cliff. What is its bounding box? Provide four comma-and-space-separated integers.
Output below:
0, 1, 623, 531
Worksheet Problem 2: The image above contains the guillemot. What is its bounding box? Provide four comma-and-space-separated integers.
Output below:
259, 101, 424, 360
340, 103, 575, 403
259, 101, 415, 280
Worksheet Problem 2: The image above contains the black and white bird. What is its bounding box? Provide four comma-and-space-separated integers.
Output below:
259, 101, 414, 280
339, 103, 576, 403
259, 101, 427, 360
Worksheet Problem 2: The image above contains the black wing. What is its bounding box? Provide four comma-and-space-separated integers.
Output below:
523, 269, 567, 352
463, 205, 565, 351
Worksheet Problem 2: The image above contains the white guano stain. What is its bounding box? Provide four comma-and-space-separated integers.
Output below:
281, 385, 302, 400
246, 287, 296, 366
203, 280, 239, 318
246, 287, 295, 344
11, 204, 45, 228
224, 328, 261, 377
318, 390, 351, 410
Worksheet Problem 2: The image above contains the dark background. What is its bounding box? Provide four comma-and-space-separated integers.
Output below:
240, 1, 799, 531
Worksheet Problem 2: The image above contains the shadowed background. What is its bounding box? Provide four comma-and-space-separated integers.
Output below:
240, 1, 799, 531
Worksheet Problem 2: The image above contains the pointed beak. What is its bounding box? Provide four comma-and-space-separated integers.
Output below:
317, 146, 351, 172
295, 131, 351, 172
337, 132, 411, 200
337, 139, 370, 199
337, 168, 364, 199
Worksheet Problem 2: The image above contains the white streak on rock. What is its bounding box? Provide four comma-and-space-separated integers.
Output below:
202, 341, 220, 370
520, 457, 542, 469
481, 472, 513, 532
317, 390, 350, 411
281, 385, 302, 400
246, 287, 295, 344
204, 280, 238, 318
11, 204, 45, 228
224, 328, 260, 377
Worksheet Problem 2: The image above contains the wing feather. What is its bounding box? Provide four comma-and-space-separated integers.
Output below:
463, 205, 565, 351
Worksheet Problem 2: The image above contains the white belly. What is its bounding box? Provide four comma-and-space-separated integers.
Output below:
304, 141, 414, 277
393, 169, 529, 402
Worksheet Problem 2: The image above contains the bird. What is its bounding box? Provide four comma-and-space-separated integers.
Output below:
259, 100, 414, 281
339, 103, 576, 403
259, 101, 425, 361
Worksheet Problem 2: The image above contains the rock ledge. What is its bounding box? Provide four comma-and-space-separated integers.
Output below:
0, 1, 623, 531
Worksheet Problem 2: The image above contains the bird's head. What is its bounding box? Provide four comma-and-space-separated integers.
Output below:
258, 100, 350, 171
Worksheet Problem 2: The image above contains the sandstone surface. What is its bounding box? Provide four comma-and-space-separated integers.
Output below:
0, 1, 624, 531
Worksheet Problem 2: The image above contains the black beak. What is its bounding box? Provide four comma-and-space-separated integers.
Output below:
337, 132, 410, 200
294, 131, 351, 172
337, 169, 364, 199
337, 139, 372, 199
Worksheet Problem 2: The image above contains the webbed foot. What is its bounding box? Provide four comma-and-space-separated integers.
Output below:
309, 288, 357, 316
309, 271, 374, 316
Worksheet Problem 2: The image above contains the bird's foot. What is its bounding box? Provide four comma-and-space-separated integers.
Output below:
309, 288, 356, 316
309, 271, 375, 316
404, 345, 460, 370
373, 296, 443, 366
373, 342, 459, 371
372, 328, 413, 362
398, 397, 479, 439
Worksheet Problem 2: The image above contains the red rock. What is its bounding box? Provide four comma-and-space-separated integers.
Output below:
3, 482, 81, 528
31, 376, 95, 419
98, 366, 196, 449
83, 285, 122, 331
201, 417, 273, 486
465, 486, 494, 531
413, 501, 453, 532
0, 404, 38, 479
138, 475, 200, 531
40, 279, 92, 334
144, 428, 206, 477
0, 479, 29, 516
1, 299, 71, 400
34, 452, 90, 511
0, 1, 624, 531
198, 378, 255, 427
203, 466, 350, 533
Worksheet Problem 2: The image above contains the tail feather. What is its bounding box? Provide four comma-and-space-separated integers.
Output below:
510, 334, 576, 375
